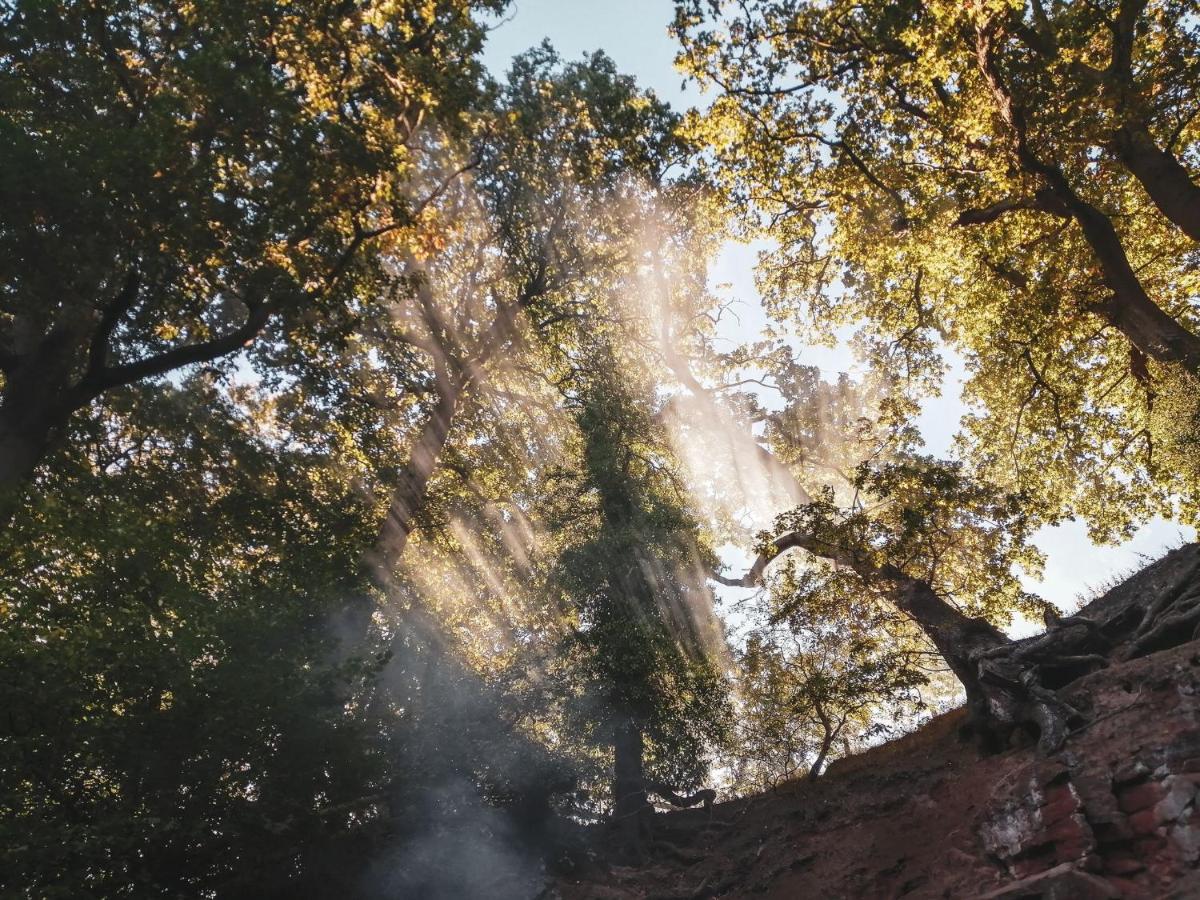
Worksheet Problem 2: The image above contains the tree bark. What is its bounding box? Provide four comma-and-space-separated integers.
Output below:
0, 297, 277, 535
0, 355, 76, 531
358, 265, 545, 597
337, 267, 548, 668
808, 721, 836, 782
0, 411, 55, 530
1049, 183, 1200, 372
612, 717, 648, 854
975, 26, 1200, 374
1101, 0, 1200, 242
1111, 122, 1200, 244
363, 387, 461, 590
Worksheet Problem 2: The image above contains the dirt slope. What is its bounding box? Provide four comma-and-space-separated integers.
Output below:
549, 544, 1200, 899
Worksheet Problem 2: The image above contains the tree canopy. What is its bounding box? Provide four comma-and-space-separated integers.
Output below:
674, 0, 1200, 537
4, 1, 1199, 896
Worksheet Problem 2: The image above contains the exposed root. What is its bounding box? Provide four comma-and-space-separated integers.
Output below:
963, 555, 1200, 753
965, 618, 1113, 754
1134, 557, 1200, 638
1130, 590, 1200, 657
648, 782, 716, 813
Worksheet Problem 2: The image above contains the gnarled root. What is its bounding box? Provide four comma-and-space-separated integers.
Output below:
1130, 583, 1200, 658
968, 657, 1083, 755
963, 619, 1111, 755
646, 781, 716, 813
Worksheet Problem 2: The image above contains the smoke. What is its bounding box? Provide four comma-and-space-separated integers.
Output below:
361, 778, 545, 900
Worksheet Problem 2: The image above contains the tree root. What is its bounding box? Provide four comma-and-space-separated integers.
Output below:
646, 781, 716, 813
962, 556, 1200, 754
1134, 558, 1200, 638
1130, 590, 1200, 657
965, 618, 1112, 755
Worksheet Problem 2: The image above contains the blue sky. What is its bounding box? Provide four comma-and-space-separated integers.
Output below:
481, 1, 1195, 614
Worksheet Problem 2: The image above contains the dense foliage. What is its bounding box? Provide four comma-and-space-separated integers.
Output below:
675, 0, 1200, 537
3, 1, 1198, 895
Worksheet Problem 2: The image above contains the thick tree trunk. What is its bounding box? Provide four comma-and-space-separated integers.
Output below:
881, 567, 1100, 753
880, 569, 1018, 739
0, 417, 50, 530
975, 28, 1200, 375
884, 567, 1009, 686
1063, 191, 1200, 373
1112, 122, 1200, 244
0, 370, 70, 532
612, 718, 648, 855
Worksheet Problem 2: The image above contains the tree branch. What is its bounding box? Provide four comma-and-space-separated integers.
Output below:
86, 268, 141, 380
955, 196, 1040, 226
74, 299, 273, 402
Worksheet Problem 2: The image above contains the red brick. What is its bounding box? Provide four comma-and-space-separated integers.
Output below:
1118, 782, 1163, 814
1103, 853, 1146, 876
1091, 818, 1135, 843
1041, 782, 1074, 807
1114, 762, 1150, 785
1133, 836, 1163, 858
1053, 837, 1090, 864
1042, 816, 1087, 845
1128, 807, 1161, 836
1013, 856, 1053, 879
1041, 793, 1079, 827
1039, 763, 1070, 787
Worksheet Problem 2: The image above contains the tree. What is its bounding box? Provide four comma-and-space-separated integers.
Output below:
0, 376, 385, 895
551, 351, 731, 855
0, 38, 728, 895
362, 44, 688, 590
722, 456, 1143, 754
734, 561, 932, 791
674, 0, 1200, 534
0, 0, 504, 528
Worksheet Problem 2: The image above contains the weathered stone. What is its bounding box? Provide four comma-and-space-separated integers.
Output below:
1040, 793, 1078, 828
1168, 822, 1200, 863
1051, 836, 1090, 865
1072, 772, 1127, 828
980, 798, 1041, 861
1042, 816, 1087, 846
1039, 763, 1071, 787
1118, 781, 1163, 814
1163, 726, 1200, 756
1013, 854, 1055, 880
1103, 853, 1146, 876
1113, 760, 1150, 785
1089, 817, 1135, 844
1127, 807, 1161, 836
1154, 776, 1197, 823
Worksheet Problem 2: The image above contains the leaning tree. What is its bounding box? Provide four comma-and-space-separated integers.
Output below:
718, 456, 1200, 754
